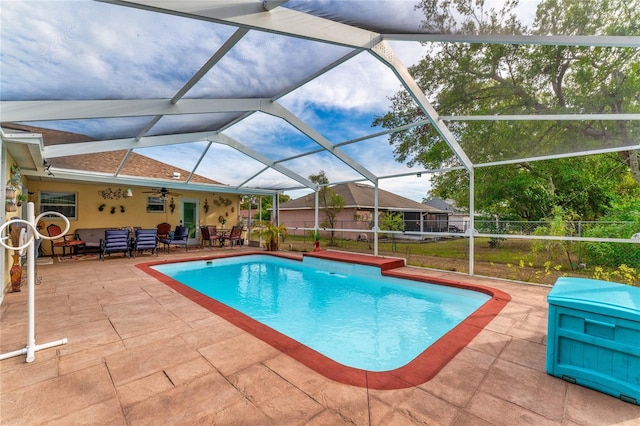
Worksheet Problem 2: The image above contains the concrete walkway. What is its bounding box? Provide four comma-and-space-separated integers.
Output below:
1, 248, 639, 425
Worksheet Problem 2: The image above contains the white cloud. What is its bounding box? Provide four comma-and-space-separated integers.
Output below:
285, 51, 405, 114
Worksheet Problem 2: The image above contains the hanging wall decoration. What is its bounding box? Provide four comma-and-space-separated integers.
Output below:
212, 195, 232, 207
98, 187, 126, 199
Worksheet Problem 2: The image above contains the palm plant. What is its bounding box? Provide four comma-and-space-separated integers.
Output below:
252, 221, 288, 251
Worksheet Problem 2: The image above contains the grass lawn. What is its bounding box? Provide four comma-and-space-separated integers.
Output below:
283, 236, 639, 286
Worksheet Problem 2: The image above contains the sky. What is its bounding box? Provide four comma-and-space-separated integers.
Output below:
0, 0, 539, 203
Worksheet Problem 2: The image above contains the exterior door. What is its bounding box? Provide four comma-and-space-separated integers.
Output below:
180, 199, 199, 245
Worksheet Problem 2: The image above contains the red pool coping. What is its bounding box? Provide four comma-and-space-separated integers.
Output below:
137, 250, 511, 390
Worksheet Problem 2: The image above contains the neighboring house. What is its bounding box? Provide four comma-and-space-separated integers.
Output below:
424, 197, 469, 232
1, 124, 242, 260
279, 182, 448, 240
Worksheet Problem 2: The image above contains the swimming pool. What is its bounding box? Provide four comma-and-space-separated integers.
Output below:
140, 251, 510, 389
152, 254, 489, 371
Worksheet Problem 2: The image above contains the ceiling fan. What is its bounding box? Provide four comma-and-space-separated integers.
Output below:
142, 187, 182, 198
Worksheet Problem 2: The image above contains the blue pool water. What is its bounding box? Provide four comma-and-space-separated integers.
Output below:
152, 255, 490, 371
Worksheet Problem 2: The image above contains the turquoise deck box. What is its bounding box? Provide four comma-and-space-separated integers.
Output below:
546, 277, 640, 405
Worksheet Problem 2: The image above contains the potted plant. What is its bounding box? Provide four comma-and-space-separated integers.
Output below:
6, 199, 17, 212
16, 193, 27, 207
8, 164, 21, 186
5, 184, 17, 200
5, 164, 21, 201
252, 221, 288, 251
311, 229, 321, 251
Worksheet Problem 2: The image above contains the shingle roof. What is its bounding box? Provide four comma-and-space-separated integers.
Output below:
280, 182, 444, 212
2, 123, 221, 185
51, 150, 220, 184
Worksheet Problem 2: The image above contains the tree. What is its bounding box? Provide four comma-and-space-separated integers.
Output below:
379, 212, 405, 252
431, 154, 626, 220
531, 206, 579, 270
308, 171, 345, 245
583, 194, 640, 268
374, 0, 640, 220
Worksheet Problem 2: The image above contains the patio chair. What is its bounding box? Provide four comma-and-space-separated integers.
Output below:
221, 225, 243, 248
100, 229, 131, 260
157, 222, 171, 240
47, 224, 86, 257
200, 225, 221, 248
133, 228, 158, 257
208, 225, 222, 247
158, 225, 189, 253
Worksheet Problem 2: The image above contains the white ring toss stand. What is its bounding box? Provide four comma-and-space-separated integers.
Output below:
0, 202, 68, 362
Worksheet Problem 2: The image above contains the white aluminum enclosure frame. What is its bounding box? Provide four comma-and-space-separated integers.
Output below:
1, 0, 638, 276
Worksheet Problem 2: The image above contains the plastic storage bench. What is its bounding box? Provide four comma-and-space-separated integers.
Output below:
546, 277, 640, 405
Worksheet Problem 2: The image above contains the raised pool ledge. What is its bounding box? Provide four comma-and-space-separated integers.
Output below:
303, 249, 406, 271
136, 250, 511, 390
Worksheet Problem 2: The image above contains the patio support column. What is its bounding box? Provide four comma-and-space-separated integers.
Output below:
273, 193, 279, 225
259, 195, 263, 247
248, 196, 252, 242
314, 190, 319, 231
0, 142, 5, 305
469, 168, 475, 276
374, 182, 379, 256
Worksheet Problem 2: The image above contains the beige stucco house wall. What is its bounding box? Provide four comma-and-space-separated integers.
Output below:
26, 180, 241, 257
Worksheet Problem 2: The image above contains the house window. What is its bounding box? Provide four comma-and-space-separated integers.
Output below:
39, 191, 78, 220
147, 196, 165, 213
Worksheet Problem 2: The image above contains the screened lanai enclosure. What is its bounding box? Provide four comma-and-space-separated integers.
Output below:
1, 0, 639, 281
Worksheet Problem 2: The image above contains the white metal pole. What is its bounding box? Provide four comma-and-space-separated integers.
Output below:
25, 202, 36, 361
0, 203, 67, 363
248, 197, 251, 243
258, 196, 263, 246
374, 182, 379, 256
469, 169, 475, 276
272, 193, 278, 225
314, 190, 319, 231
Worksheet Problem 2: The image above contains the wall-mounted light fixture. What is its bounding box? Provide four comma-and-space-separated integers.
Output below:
124, 188, 133, 198
169, 197, 176, 214
203, 199, 209, 213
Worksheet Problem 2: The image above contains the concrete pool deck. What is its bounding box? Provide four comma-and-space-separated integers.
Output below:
1, 247, 639, 424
